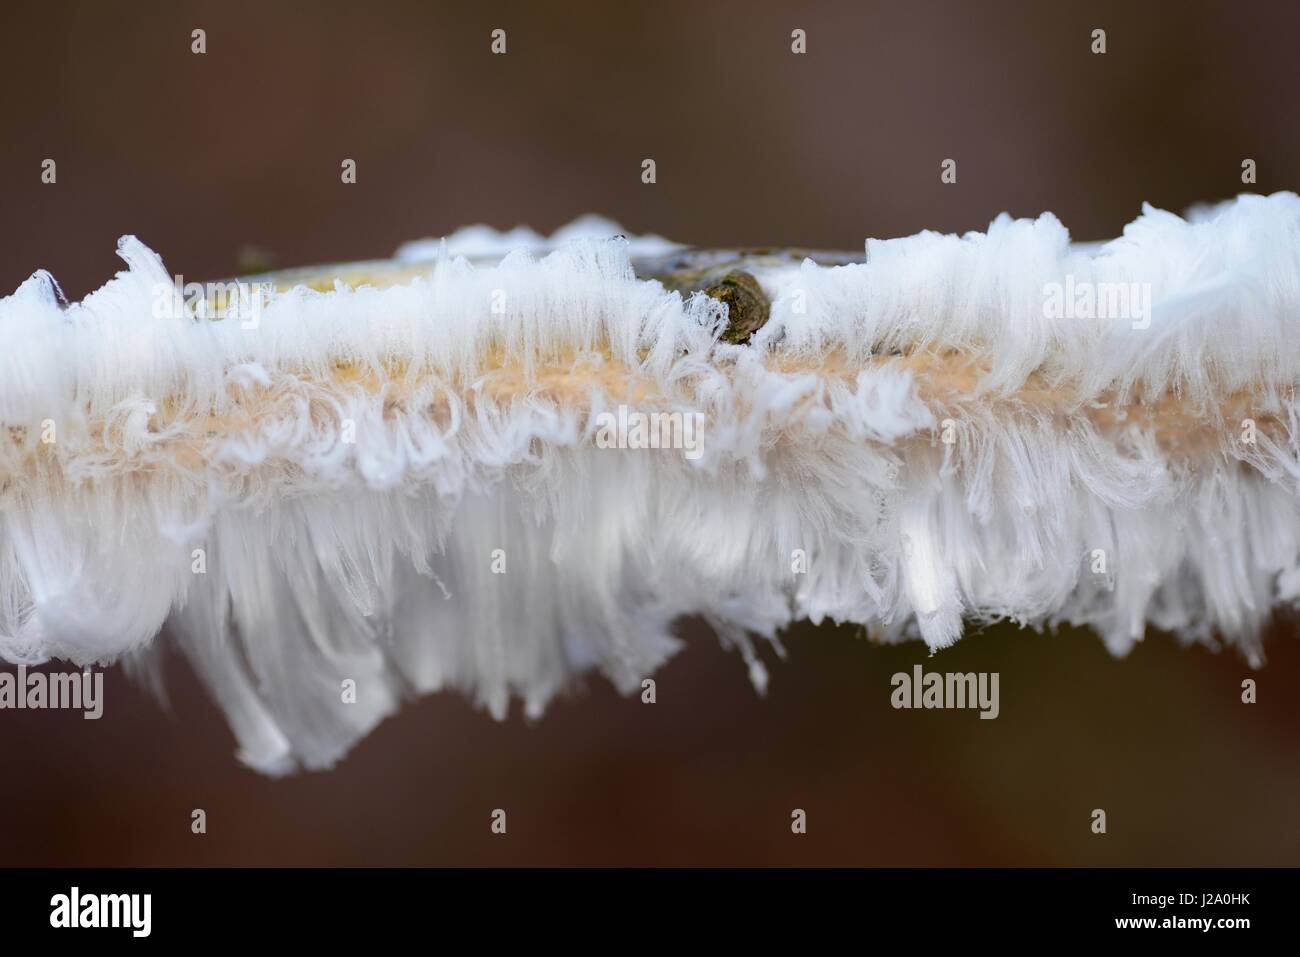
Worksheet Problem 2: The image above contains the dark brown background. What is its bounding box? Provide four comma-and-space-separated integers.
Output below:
0, 0, 1297, 866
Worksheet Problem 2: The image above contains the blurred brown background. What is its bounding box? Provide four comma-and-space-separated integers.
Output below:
0, 0, 1297, 866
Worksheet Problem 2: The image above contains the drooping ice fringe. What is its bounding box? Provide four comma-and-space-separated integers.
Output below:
2, 197, 1300, 773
